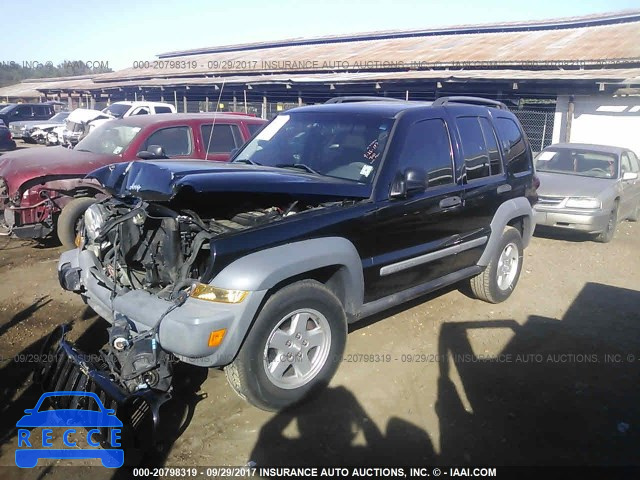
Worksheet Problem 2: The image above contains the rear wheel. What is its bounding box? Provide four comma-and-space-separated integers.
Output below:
470, 226, 523, 304
57, 197, 96, 249
225, 280, 347, 411
595, 204, 618, 243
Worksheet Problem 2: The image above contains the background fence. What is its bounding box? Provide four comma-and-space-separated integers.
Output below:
511, 109, 555, 154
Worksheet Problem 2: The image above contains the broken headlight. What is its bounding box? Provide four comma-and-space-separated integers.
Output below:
83, 203, 108, 242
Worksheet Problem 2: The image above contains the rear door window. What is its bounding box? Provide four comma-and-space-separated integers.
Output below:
479, 117, 502, 175
201, 124, 242, 153
144, 126, 192, 156
456, 117, 491, 181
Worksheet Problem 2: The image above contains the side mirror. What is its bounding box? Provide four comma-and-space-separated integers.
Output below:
390, 167, 428, 198
137, 145, 168, 160
622, 171, 638, 181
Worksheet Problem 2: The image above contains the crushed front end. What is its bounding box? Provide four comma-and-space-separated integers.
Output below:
36, 323, 171, 444
54, 191, 320, 419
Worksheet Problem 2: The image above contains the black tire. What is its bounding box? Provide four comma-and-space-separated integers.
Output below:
225, 279, 347, 411
57, 197, 96, 249
470, 226, 523, 304
595, 204, 618, 243
628, 201, 639, 222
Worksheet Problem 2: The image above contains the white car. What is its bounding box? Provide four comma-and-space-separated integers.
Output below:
52, 101, 177, 146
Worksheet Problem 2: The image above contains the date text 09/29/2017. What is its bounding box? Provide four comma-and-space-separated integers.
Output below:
131, 467, 498, 478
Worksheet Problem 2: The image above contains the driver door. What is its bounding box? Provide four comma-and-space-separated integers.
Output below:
361, 115, 470, 303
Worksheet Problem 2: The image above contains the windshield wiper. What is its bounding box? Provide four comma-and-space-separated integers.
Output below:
276, 163, 321, 175
234, 158, 261, 166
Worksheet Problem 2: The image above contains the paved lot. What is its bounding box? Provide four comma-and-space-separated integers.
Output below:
0, 198, 638, 478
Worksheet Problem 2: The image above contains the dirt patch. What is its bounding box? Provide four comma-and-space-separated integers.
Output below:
0, 221, 639, 478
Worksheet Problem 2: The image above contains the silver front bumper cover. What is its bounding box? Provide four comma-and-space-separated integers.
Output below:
57, 249, 267, 367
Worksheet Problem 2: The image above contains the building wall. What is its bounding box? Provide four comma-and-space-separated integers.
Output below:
553, 95, 640, 155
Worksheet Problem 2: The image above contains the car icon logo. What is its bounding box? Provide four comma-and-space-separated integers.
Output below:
15, 391, 124, 468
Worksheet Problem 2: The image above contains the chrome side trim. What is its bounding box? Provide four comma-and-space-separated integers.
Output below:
379, 236, 487, 277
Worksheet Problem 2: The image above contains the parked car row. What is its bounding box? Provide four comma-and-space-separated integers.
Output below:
0, 111, 266, 246
9, 111, 70, 144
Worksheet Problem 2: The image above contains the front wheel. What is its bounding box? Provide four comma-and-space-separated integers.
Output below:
225, 280, 347, 411
57, 197, 96, 249
628, 201, 639, 222
469, 226, 524, 304
595, 205, 618, 243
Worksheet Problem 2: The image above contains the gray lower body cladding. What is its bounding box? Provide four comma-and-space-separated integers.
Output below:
58, 249, 268, 368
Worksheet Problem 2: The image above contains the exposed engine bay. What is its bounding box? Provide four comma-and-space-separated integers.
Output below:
81, 193, 320, 298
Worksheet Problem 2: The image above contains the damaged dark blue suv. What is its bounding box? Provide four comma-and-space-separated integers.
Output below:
55, 97, 538, 412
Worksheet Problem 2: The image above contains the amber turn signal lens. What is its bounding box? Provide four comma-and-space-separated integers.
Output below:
208, 329, 226, 347
74, 234, 83, 248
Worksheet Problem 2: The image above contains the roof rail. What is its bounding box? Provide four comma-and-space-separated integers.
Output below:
325, 96, 406, 104
432, 96, 508, 110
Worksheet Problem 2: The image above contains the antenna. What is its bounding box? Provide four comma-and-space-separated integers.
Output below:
205, 79, 226, 158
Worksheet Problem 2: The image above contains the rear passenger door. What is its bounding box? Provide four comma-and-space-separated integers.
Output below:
363, 114, 470, 302
453, 114, 511, 239
199, 123, 244, 161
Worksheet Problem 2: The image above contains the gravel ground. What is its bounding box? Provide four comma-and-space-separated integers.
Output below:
0, 202, 638, 479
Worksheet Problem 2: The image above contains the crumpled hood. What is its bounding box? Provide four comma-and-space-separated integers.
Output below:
88, 160, 372, 201
0, 146, 120, 194
67, 108, 111, 123
536, 171, 616, 198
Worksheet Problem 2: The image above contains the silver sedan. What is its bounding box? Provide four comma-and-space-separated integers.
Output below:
533, 143, 640, 242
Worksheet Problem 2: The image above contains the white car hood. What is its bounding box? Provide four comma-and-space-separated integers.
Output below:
67, 108, 113, 123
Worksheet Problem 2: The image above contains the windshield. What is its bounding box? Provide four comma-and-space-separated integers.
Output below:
0, 105, 14, 114
233, 112, 395, 182
74, 123, 142, 155
535, 148, 619, 179
50, 112, 69, 122
101, 104, 131, 118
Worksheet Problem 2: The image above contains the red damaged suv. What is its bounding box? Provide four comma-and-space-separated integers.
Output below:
0, 113, 265, 247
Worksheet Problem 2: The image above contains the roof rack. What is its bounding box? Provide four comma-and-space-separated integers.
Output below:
325, 96, 406, 104
432, 96, 508, 110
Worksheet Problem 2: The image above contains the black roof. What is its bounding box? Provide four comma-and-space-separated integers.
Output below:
288, 99, 512, 117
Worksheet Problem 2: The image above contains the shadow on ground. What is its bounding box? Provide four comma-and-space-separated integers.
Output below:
1, 282, 639, 471
249, 282, 640, 466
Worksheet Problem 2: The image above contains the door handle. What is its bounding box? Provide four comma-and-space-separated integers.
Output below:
439, 196, 462, 208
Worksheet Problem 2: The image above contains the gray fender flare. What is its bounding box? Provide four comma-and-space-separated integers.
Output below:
477, 197, 534, 267
212, 236, 365, 315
